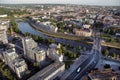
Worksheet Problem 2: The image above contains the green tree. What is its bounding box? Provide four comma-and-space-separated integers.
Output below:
112, 53, 116, 58
48, 38, 55, 44
107, 29, 110, 34
109, 37, 115, 42
104, 50, 109, 57
61, 29, 64, 32
58, 48, 63, 55
73, 54, 77, 58
4, 68, 11, 76
61, 46, 66, 52
1, 64, 5, 69
10, 19, 22, 34
11, 77, 16, 80
9, 26, 14, 34
78, 46, 81, 50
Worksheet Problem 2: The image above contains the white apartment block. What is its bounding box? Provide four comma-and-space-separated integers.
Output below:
22, 37, 37, 61
3, 48, 28, 78
0, 29, 8, 44
13, 58, 28, 78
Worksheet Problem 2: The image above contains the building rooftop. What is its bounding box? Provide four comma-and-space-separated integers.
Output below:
25, 36, 32, 41
13, 58, 26, 68
75, 28, 92, 33
32, 47, 45, 54
49, 43, 58, 49
28, 62, 64, 80
5, 48, 16, 56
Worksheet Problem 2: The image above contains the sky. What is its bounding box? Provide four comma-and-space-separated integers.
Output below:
0, 0, 120, 6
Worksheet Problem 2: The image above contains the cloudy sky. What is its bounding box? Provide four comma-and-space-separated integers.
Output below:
0, 0, 120, 6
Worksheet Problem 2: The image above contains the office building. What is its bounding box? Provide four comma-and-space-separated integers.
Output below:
0, 29, 8, 44
13, 58, 28, 78
0, 20, 9, 31
22, 37, 37, 61
32, 47, 46, 62
47, 43, 63, 62
3, 48, 28, 78
74, 28, 92, 37
0, 23, 8, 31
3, 48, 19, 66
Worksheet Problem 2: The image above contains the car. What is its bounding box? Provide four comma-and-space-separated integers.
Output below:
77, 67, 81, 73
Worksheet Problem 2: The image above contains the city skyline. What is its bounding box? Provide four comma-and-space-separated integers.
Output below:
0, 0, 120, 6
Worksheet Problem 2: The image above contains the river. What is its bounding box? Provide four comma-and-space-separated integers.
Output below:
18, 21, 92, 50
18, 21, 49, 38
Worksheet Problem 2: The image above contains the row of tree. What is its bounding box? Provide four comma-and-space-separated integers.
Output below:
24, 32, 55, 45
102, 49, 119, 59
104, 28, 117, 35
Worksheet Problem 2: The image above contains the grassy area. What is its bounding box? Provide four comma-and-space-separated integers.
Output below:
100, 33, 120, 49
102, 42, 120, 49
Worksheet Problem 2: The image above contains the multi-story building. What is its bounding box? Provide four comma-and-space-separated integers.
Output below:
49, 25, 58, 33
22, 37, 37, 61
0, 29, 8, 44
47, 43, 63, 62
74, 28, 92, 37
32, 18, 58, 32
12, 58, 28, 78
32, 47, 46, 62
3, 48, 28, 78
28, 62, 65, 80
41, 21, 58, 32
22, 37, 46, 63
0, 21, 9, 31
0, 23, 8, 31
3, 48, 19, 67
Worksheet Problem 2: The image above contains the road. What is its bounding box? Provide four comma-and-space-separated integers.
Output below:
74, 37, 101, 80
61, 37, 101, 80
73, 50, 100, 80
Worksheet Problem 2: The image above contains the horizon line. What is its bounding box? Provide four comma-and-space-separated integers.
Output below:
0, 3, 120, 7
